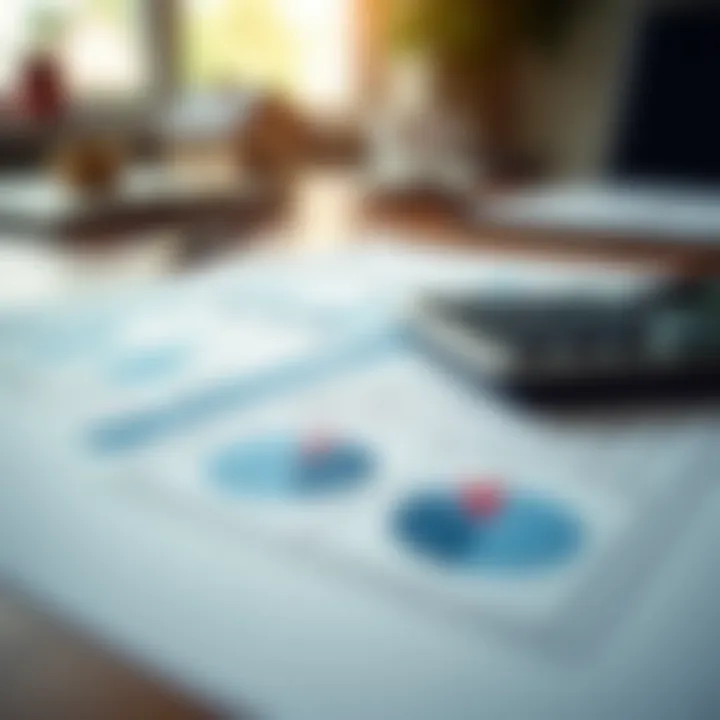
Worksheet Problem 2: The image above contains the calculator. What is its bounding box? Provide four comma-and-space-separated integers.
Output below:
408, 278, 720, 404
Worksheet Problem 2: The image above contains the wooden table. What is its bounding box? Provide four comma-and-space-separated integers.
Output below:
0, 166, 279, 242
365, 186, 720, 275
0, 588, 218, 719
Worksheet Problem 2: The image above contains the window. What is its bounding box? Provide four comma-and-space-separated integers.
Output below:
182, 0, 357, 115
0, 0, 150, 103
0, 0, 360, 115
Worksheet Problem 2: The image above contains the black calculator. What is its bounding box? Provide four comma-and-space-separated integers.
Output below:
408, 278, 720, 404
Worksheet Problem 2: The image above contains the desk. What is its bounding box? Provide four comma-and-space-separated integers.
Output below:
1, 230, 719, 720
0, 166, 277, 242
366, 183, 720, 274
1, 172, 719, 719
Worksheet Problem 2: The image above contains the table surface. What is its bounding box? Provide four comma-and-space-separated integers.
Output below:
0, 588, 215, 719
480, 183, 720, 243
1, 171, 719, 720
2, 228, 720, 720
0, 165, 271, 240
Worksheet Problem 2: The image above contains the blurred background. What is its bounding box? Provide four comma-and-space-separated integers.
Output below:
0, 0, 640, 177
0, 0, 706, 173
0, 0, 716, 266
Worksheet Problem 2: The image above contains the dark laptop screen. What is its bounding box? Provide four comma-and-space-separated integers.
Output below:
611, 6, 720, 184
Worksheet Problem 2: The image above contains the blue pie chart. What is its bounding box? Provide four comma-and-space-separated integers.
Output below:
394, 484, 582, 572
208, 434, 374, 498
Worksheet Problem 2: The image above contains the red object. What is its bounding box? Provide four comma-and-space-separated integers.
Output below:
301, 434, 334, 460
460, 480, 507, 520
20, 53, 65, 121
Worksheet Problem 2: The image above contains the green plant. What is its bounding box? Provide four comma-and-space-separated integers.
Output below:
392, 0, 608, 65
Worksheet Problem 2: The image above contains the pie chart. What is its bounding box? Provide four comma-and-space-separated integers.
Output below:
393, 481, 582, 572
208, 433, 374, 498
